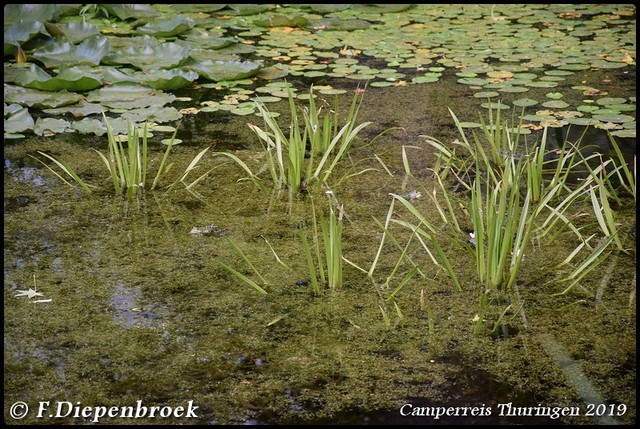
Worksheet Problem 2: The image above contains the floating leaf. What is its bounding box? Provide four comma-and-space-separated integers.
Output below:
498, 86, 529, 93
86, 83, 176, 109
227, 4, 274, 15
51, 20, 100, 44
474, 91, 500, 98
3, 4, 60, 26
609, 129, 635, 138
596, 97, 627, 105
185, 59, 263, 82
576, 105, 600, 113
305, 4, 353, 14
32, 35, 110, 68
14, 64, 103, 92
105, 39, 191, 71
481, 103, 510, 110
100, 4, 161, 20
171, 4, 227, 13
178, 30, 239, 50
136, 69, 199, 90
304, 17, 371, 31
71, 117, 108, 135
487, 70, 514, 79
230, 107, 256, 116
34, 117, 71, 136
566, 118, 602, 126
254, 15, 309, 28
161, 138, 183, 145
136, 16, 195, 37
4, 85, 84, 108
458, 77, 488, 85
44, 100, 104, 117
121, 105, 182, 123
353, 4, 413, 13
526, 81, 559, 88
411, 73, 441, 83
541, 100, 570, 109
512, 98, 538, 107
4, 106, 34, 134
592, 114, 635, 123
251, 96, 281, 103
4, 20, 47, 55
545, 92, 563, 99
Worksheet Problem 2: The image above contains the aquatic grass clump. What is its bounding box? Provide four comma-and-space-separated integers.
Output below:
33, 115, 211, 198
214, 193, 346, 297
300, 193, 345, 294
218, 84, 395, 199
387, 104, 630, 333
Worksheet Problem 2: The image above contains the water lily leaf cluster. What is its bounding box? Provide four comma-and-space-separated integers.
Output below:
3, 3, 636, 139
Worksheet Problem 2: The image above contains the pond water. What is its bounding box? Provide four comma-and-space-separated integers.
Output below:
4, 4, 636, 426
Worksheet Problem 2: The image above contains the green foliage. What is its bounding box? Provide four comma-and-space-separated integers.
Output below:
233, 85, 376, 198
389, 104, 632, 334
34, 115, 210, 198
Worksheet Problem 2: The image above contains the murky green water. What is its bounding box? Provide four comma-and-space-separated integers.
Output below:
4, 56, 636, 427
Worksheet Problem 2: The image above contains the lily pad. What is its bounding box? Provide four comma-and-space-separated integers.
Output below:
121, 106, 182, 123
592, 114, 635, 123
161, 138, 183, 145
230, 107, 256, 116
304, 18, 371, 31
32, 35, 110, 68
576, 105, 600, 113
4, 85, 84, 108
4, 20, 47, 55
252, 96, 282, 103
545, 92, 564, 100
474, 91, 500, 98
185, 60, 263, 82
609, 129, 636, 138
105, 39, 191, 71
254, 15, 309, 28
458, 77, 488, 86
541, 100, 570, 109
4, 106, 34, 134
4, 4, 60, 26
132, 69, 200, 90
481, 103, 510, 110
100, 4, 161, 20
136, 16, 195, 37
512, 98, 538, 107
71, 117, 108, 135
411, 74, 440, 84
44, 100, 105, 117
46, 20, 100, 44
14, 64, 103, 92
596, 97, 627, 105
34, 117, 72, 136
86, 83, 176, 109
498, 86, 529, 93
526, 81, 559, 88
565, 118, 602, 126
370, 81, 394, 87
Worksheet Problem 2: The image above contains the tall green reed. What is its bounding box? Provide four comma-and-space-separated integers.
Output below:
300, 194, 345, 294
403, 103, 623, 302
221, 84, 393, 199
33, 115, 210, 198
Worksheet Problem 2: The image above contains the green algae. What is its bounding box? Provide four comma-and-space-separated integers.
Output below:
4, 81, 636, 425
